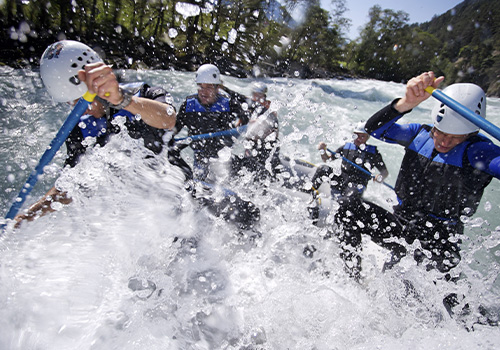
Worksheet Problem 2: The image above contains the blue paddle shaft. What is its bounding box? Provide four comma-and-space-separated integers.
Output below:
326, 148, 395, 190
4, 93, 95, 221
427, 87, 500, 141
175, 125, 248, 142
327, 148, 372, 178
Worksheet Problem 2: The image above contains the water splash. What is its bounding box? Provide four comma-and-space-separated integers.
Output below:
1, 69, 500, 348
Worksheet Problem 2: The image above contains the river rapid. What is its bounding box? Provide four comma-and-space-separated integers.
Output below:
1, 66, 500, 349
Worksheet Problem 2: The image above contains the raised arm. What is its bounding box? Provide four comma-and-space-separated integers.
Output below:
366, 72, 445, 145
78, 62, 176, 129
393, 71, 445, 113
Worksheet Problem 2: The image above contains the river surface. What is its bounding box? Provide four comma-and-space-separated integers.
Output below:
1, 66, 500, 349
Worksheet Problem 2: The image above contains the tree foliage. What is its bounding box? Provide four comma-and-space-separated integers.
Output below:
0, 0, 499, 95
420, 0, 500, 95
350, 0, 499, 94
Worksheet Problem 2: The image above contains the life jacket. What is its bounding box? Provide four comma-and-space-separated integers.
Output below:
343, 143, 377, 157
79, 82, 145, 138
185, 95, 230, 113
395, 125, 492, 221
248, 101, 268, 117
79, 114, 108, 138
340, 143, 379, 188
178, 94, 237, 161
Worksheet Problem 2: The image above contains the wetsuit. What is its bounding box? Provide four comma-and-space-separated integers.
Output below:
311, 142, 387, 197
167, 92, 259, 229
306, 141, 387, 280
173, 93, 250, 180
230, 102, 281, 181
358, 99, 500, 272
65, 82, 172, 167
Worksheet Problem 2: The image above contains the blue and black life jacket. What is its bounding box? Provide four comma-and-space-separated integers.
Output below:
395, 125, 492, 221
79, 82, 145, 138
65, 82, 166, 167
176, 94, 242, 161
185, 94, 231, 113
340, 143, 380, 188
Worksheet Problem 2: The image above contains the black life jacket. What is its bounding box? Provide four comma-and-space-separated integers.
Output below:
395, 125, 492, 221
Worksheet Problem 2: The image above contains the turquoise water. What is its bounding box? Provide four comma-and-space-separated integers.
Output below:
1, 66, 500, 349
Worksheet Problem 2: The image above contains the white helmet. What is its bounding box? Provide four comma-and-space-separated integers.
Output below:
195, 64, 221, 84
432, 83, 486, 135
252, 82, 268, 94
40, 40, 102, 102
353, 122, 367, 134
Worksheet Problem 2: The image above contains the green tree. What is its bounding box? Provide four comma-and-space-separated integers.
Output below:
420, 0, 500, 94
326, 0, 350, 38
353, 5, 410, 79
390, 27, 441, 82
279, 0, 345, 76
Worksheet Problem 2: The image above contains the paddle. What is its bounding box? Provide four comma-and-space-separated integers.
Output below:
425, 86, 500, 142
174, 125, 248, 143
2, 91, 96, 227
326, 148, 395, 190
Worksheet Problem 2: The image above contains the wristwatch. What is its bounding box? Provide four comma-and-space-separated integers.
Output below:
109, 88, 133, 110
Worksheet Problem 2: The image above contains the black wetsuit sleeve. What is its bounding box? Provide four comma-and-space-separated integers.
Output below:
365, 99, 410, 134
173, 101, 187, 135
231, 98, 250, 125
141, 84, 174, 106
374, 149, 388, 172
335, 146, 344, 158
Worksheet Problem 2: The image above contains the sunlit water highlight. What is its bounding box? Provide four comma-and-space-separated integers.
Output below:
1, 66, 500, 349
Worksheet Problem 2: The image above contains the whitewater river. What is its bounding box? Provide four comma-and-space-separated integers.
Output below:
1, 66, 500, 349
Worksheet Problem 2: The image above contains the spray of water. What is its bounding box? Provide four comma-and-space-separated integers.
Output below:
1, 67, 500, 348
